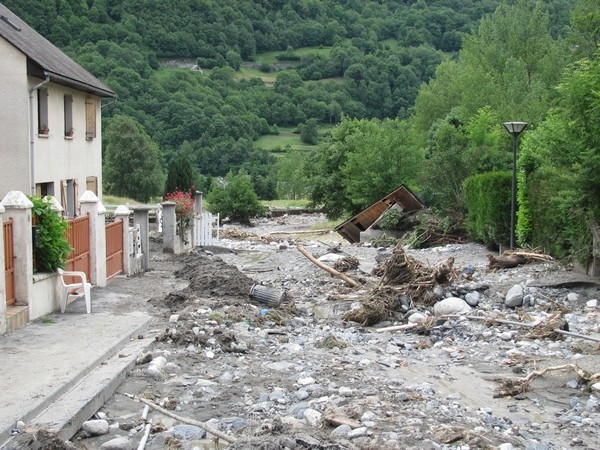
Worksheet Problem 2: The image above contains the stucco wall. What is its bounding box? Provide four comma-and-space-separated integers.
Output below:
35, 86, 103, 201
0, 36, 103, 203
0, 37, 30, 197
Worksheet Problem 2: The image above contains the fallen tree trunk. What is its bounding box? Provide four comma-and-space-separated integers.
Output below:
297, 245, 359, 287
487, 253, 527, 270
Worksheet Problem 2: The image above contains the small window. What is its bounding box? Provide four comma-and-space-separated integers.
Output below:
85, 97, 96, 140
64, 95, 73, 137
35, 182, 54, 197
37, 89, 49, 135
86, 176, 98, 195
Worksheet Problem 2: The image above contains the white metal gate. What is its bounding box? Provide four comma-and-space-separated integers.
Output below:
193, 212, 219, 246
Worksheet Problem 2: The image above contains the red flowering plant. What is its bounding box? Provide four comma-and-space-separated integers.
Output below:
163, 190, 195, 243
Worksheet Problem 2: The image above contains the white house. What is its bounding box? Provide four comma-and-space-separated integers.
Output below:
0, 3, 115, 216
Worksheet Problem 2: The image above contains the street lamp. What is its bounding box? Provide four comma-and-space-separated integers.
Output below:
503, 121, 528, 249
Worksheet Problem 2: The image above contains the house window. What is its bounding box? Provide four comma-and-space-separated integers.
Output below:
35, 182, 54, 197
37, 88, 49, 135
86, 176, 98, 195
61, 179, 79, 218
64, 95, 73, 137
85, 97, 96, 140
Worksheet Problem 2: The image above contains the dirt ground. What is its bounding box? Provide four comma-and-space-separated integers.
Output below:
15, 214, 600, 449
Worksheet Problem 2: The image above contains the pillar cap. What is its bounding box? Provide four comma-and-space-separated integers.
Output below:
1, 191, 33, 209
114, 205, 130, 215
132, 205, 153, 212
43, 195, 64, 212
79, 190, 99, 204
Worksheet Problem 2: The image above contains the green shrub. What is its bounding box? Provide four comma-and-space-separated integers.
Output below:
463, 171, 511, 248
30, 196, 71, 272
206, 169, 266, 223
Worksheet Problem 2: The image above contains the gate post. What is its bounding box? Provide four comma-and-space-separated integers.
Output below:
80, 191, 107, 287
162, 201, 176, 254
0, 204, 6, 335
192, 191, 203, 247
132, 206, 151, 272
1, 191, 33, 313
114, 205, 132, 276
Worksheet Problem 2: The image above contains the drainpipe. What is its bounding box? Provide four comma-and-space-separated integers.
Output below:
29, 72, 50, 195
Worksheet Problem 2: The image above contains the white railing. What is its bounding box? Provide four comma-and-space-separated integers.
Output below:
193, 212, 219, 246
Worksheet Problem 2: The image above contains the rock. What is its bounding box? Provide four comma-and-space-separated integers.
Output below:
298, 376, 315, 386
219, 417, 249, 431
330, 424, 351, 438
100, 437, 131, 450
505, 285, 524, 307
338, 386, 353, 397
408, 312, 427, 323
498, 444, 515, 450
171, 424, 206, 440
303, 408, 322, 427
81, 419, 109, 436
348, 426, 368, 439
586, 299, 598, 308
433, 297, 471, 316
464, 291, 480, 307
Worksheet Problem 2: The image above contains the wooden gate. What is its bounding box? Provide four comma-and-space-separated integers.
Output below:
65, 214, 90, 281
4, 219, 15, 306
105, 219, 123, 279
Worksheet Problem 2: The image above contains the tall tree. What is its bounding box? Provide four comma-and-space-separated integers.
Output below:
103, 115, 165, 202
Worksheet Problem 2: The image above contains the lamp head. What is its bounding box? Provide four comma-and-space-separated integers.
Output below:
503, 121, 528, 137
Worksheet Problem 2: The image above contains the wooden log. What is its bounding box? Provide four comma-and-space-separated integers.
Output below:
297, 245, 359, 287
374, 323, 420, 333
123, 394, 237, 443
487, 253, 527, 270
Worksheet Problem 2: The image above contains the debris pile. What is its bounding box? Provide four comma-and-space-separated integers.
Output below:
61, 215, 600, 450
343, 244, 455, 325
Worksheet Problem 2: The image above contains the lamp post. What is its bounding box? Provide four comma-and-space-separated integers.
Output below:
503, 121, 528, 249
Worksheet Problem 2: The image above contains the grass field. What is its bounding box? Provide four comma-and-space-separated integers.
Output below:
253, 46, 333, 65
254, 127, 316, 153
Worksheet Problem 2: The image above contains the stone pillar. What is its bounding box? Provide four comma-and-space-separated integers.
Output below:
0, 204, 6, 334
194, 191, 204, 215
1, 191, 33, 312
192, 192, 203, 247
133, 206, 151, 272
162, 201, 176, 254
114, 205, 131, 276
80, 190, 107, 287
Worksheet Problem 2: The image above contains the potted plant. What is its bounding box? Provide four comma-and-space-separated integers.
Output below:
38, 124, 49, 135
65, 127, 75, 138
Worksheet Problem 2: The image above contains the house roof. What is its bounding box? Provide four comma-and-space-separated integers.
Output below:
334, 184, 426, 243
0, 4, 115, 98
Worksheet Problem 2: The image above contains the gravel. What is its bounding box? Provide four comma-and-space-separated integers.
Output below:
68, 214, 600, 450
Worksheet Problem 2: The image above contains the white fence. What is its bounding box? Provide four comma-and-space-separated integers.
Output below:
193, 212, 220, 246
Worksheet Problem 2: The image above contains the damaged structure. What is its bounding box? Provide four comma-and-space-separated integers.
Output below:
334, 184, 425, 243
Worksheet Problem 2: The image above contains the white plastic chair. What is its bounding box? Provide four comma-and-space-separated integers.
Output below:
57, 268, 92, 314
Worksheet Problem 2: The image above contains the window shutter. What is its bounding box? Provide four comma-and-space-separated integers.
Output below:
60, 180, 67, 217
85, 97, 96, 140
74, 179, 79, 217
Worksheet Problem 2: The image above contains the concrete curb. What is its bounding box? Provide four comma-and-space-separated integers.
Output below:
31, 337, 155, 441
0, 311, 153, 448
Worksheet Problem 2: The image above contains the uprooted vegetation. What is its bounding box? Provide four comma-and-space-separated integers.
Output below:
342, 243, 456, 326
